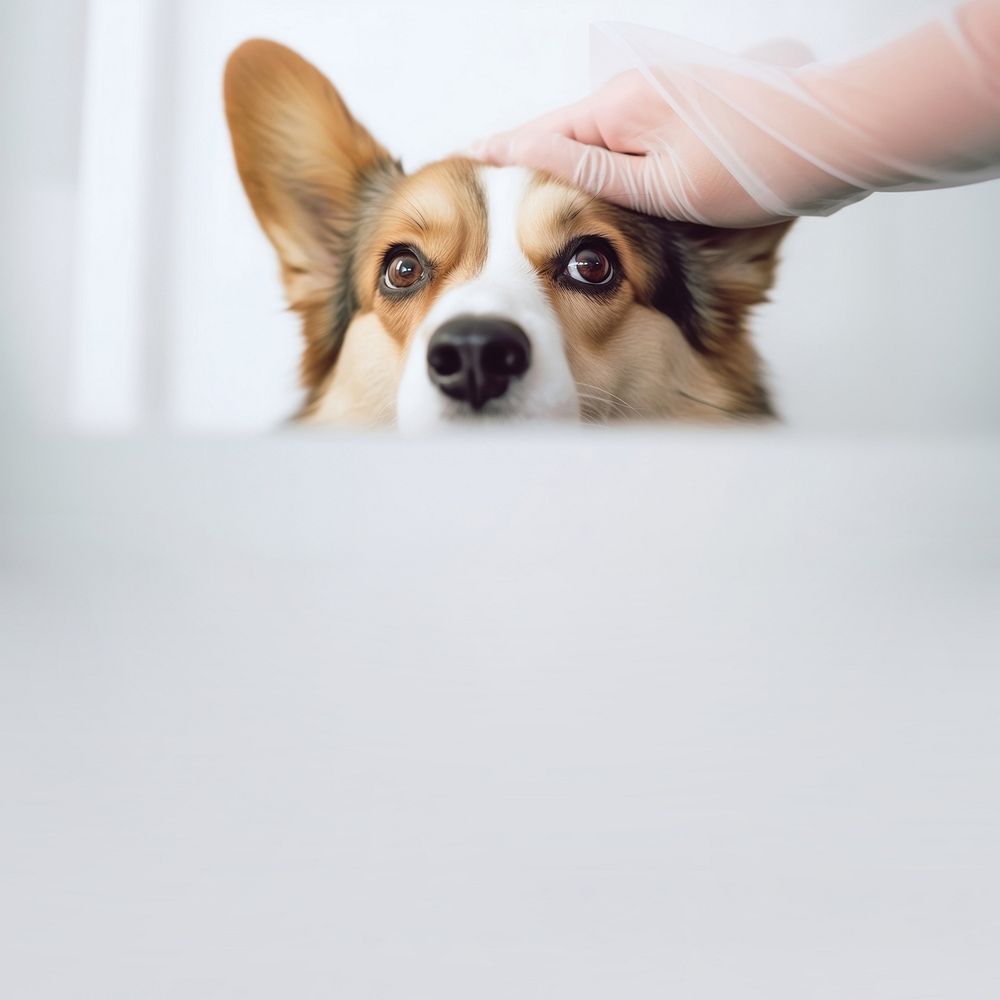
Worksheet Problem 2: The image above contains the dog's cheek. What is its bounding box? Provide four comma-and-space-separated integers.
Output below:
550, 285, 634, 346
555, 302, 630, 416
302, 312, 405, 426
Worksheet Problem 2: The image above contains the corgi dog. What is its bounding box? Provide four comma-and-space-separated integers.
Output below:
224, 40, 791, 431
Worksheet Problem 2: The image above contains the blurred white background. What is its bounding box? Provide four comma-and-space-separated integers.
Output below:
3, 5, 999, 998
3, 0, 998, 431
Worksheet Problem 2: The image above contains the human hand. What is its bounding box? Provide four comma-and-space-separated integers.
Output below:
468, 6, 1000, 227
467, 66, 792, 227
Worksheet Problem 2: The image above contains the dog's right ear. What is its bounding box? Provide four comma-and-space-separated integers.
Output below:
224, 40, 400, 333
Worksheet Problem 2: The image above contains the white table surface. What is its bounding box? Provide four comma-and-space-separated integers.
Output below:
2, 428, 999, 998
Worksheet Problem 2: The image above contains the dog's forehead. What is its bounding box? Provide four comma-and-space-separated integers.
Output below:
397, 160, 573, 214
391, 158, 487, 231
374, 161, 593, 265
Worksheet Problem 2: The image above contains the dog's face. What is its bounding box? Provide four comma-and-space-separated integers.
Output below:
225, 40, 790, 430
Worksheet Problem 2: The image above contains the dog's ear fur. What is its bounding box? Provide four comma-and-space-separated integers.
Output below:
680, 222, 793, 352
224, 40, 401, 386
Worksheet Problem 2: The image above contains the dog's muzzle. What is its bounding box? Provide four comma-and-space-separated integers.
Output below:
426, 315, 531, 410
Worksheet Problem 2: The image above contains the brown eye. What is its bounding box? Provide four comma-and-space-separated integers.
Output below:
384, 250, 425, 290
566, 245, 614, 286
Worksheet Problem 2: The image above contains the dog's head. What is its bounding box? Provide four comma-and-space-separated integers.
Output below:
224, 40, 790, 430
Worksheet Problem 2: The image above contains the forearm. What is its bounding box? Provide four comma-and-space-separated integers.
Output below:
472, 3, 1000, 226
795, 0, 1000, 189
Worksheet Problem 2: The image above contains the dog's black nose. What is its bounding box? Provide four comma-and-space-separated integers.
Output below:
427, 316, 531, 410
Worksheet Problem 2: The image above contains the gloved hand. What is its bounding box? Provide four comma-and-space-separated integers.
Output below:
468, 0, 1000, 227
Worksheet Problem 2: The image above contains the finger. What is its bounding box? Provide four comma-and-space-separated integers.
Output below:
513, 98, 608, 147
496, 99, 584, 138
462, 95, 610, 162
463, 120, 604, 162
470, 131, 645, 208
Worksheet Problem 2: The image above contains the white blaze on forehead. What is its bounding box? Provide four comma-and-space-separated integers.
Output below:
481, 165, 534, 281
395, 165, 579, 432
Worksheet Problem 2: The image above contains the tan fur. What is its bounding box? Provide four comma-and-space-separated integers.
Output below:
225, 41, 791, 428
224, 40, 399, 391
354, 160, 488, 343
301, 159, 488, 425
304, 313, 401, 426
515, 176, 784, 421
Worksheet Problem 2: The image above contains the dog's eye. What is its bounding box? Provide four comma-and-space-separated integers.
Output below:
384, 250, 424, 290
565, 245, 614, 286
557, 237, 619, 292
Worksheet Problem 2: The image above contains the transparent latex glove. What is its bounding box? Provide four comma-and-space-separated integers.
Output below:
468, 0, 1000, 227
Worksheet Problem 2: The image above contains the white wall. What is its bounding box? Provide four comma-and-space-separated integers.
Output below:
12, 0, 1000, 431
0, 0, 87, 427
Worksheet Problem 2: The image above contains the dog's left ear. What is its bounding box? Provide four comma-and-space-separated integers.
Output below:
224, 40, 401, 380
680, 221, 794, 352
